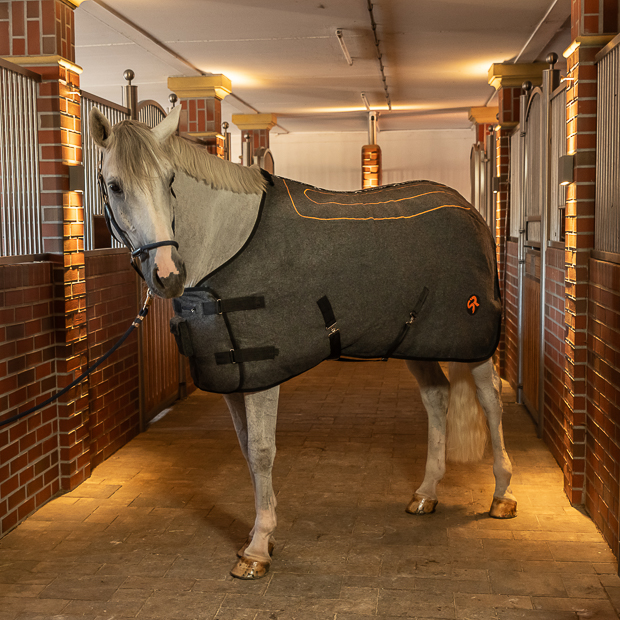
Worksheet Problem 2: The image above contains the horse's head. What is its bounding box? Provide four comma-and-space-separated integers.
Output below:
89, 105, 186, 298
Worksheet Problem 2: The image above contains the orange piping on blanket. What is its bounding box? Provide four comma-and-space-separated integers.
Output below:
282, 179, 471, 222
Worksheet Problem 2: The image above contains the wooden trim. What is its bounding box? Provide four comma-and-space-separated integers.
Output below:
551, 81, 567, 99
84, 248, 130, 258
595, 33, 620, 63
81, 90, 130, 115
592, 249, 620, 265
0, 253, 50, 265
548, 240, 564, 250
0, 57, 42, 81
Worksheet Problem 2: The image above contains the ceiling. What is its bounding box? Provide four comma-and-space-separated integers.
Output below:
74, 0, 572, 135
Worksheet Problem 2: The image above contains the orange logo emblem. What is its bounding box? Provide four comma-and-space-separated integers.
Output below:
467, 295, 480, 315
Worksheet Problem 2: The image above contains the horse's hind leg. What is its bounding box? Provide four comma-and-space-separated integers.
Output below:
405, 360, 450, 515
224, 386, 280, 579
468, 358, 517, 518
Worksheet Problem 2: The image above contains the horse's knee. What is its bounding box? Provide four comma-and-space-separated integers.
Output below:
248, 443, 276, 474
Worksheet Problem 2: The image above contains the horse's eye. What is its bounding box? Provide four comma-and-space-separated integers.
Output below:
169, 174, 176, 198
108, 182, 122, 195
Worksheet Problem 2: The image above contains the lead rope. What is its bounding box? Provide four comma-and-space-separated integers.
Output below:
0, 291, 154, 429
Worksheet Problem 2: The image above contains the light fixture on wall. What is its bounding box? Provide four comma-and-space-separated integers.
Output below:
336, 29, 353, 66
68, 164, 85, 193
558, 155, 574, 185
361, 92, 370, 111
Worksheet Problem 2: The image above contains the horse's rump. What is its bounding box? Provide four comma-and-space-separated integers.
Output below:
170, 177, 501, 393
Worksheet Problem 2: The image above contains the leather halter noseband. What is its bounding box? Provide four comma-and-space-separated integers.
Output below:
97, 154, 179, 281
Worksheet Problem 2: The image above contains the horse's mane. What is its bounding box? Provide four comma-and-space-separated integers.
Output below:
107, 120, 266, 196
165, 133, 266, 195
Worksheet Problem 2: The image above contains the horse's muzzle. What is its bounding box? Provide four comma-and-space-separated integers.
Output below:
146, 246, 187, 299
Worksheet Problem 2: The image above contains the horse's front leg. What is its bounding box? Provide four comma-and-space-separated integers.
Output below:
405, 360, 450, 515
224, 386, 280, 579
469, 358, 517, 518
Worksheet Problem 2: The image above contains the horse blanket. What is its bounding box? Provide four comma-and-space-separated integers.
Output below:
169, 175, 502, 393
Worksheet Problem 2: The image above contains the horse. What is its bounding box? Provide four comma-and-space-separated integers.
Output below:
89, 105, 517, 580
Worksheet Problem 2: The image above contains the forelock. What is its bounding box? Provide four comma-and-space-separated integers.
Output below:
105, 120, 170, 191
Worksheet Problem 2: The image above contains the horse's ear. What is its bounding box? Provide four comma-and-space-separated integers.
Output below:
89, 108, 112, 148
152, 105, 182, 143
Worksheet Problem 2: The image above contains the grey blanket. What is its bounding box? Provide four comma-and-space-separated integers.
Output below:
170, 176, 501, 393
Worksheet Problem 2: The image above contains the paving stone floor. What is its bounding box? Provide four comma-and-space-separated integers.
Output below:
1, 360, 619, 620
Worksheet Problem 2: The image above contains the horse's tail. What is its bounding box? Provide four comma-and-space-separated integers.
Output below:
446, 361, 489, 462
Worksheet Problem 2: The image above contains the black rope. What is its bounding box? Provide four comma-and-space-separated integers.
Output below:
0, 294, 153, 429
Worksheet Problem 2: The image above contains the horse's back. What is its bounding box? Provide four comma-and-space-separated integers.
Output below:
171, 176, 501, 393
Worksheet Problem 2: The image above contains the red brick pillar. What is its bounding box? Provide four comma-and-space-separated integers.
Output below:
469, 106, 497, 147
1, 0, 90, 490
232, 114, 277, 166
562, 1, 617, 503
485, 65, 545, 376
167, 75, 231, 157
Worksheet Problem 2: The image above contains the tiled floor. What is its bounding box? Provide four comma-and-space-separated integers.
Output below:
1, 360, 619, 619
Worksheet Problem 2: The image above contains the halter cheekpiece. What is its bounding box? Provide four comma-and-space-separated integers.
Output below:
97, 154, 179, 281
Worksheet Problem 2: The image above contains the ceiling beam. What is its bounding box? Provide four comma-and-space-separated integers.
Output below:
514, 0, 571, 63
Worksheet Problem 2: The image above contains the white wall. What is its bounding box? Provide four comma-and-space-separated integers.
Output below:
268, 128, 475, 200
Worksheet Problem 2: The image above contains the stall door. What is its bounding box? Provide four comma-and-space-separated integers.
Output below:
521, 89, 543, 419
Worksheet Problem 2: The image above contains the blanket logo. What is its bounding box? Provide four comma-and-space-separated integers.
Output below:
467, 295, 480, 315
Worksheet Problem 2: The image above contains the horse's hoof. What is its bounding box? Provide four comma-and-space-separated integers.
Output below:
237, 538, 275, 559
406, 493, 438, 515
489, 497, 517, 519
230, 556, 271, 580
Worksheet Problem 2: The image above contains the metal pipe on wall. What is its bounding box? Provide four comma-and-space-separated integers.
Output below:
517, 81, 532, 407
122, 69, 139, 120
368, 111, 378, 145
537, 54, 560, 436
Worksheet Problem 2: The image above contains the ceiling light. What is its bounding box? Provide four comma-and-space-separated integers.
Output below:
336, 29, 353, 66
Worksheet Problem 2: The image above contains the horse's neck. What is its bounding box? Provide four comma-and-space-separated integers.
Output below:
173, 171, 262, 287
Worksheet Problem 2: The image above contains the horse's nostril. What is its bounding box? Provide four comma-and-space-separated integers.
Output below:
154, 270, 165, 290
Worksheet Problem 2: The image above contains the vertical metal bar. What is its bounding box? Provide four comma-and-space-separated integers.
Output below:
538, 65, 556, 436
17, 74, 27, 255
8, 70, 17, 255
517, 87, 530, 406
0, 68, 7, 255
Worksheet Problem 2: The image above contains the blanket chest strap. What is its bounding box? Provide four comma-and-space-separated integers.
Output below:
215, 346, 279, 365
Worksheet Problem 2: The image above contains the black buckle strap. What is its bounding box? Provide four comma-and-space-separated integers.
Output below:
215, 346, 279, 365
203, 296, 265, 316
317, 296, 341, 360
382, 286, 430, 361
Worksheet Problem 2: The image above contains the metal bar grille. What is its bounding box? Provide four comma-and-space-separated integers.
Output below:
81, 95, 129, 250
138, 101, 166, 128
549, 85, 567, 243
595, 45, 620, 254
0, 66, 41, 256
510, 127, 524, 239
524, 91, 543, 244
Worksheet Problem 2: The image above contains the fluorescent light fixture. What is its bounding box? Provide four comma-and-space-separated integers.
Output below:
336, 29, 353, 66
361, 92, 370, 111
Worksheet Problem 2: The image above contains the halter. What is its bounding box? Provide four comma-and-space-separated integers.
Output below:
97, 154, 179, 281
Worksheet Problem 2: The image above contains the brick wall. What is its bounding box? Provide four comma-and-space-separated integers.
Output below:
0, 259, 61, 535
586, 257, 620, 555
0, 0, 76, 61
543, 248, 574, 485
494, 128, 512, 375
504, 241, 519, 391
85, 250, 141, 470
0, 251, 147, 537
